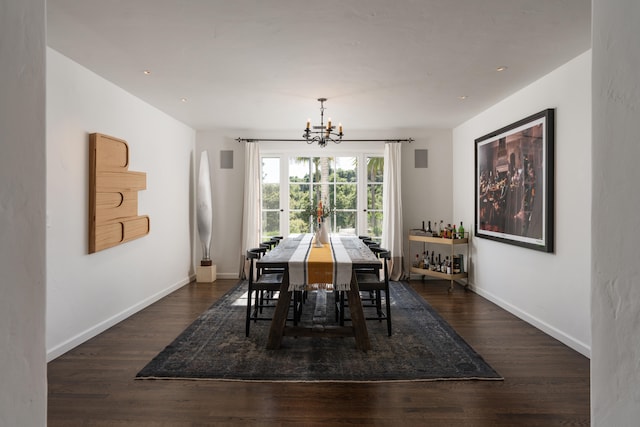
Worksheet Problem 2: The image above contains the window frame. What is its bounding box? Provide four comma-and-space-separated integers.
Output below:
260, 145, 384, 239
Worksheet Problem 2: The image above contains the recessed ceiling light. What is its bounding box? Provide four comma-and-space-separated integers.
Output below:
496, 66, 508, 72
181, 97, 188, 103
143, 70, 151, 75
458, 95, 468, 100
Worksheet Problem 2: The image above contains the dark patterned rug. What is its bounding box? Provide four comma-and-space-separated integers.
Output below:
136, 281, 502, 382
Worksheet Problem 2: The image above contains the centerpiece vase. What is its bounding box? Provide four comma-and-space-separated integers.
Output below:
314, 224, 323, 247
320, 217, 330, 244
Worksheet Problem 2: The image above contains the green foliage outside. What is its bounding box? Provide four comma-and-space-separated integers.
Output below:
262, 183, 281, 239
261, 156, 384, 239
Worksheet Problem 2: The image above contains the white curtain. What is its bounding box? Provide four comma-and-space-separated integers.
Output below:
381, 142, 404, 281
238, 142, 262, 279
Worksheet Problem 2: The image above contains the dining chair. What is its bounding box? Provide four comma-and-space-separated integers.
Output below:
245, 248, 283, 337
251, 246, 278, 309
260, 238, 285, 273
361, 238, 380, 251
335, 247, 392, 336
245, 248, 302, 337
334, 240, 376, 319
261, 239, 277, 251
354, 239, 380, 276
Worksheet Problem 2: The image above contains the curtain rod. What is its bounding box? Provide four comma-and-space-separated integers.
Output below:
235, 138, 413, 143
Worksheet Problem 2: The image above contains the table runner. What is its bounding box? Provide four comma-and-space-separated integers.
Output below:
288, 234, 352, 291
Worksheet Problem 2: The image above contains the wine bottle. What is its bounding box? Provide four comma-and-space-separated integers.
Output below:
458, 221, 465, 239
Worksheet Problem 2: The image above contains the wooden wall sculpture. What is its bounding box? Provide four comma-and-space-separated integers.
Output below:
89, 133, 150, 253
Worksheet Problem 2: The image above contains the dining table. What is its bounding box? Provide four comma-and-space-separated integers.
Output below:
256, 233, 381, 352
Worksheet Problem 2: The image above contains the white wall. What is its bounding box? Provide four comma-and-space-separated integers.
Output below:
46, 48, 197, 360
592, 0, 640, 424
0, 0, 47, 424
452, 51, 592, 357
195, 130, 246, 278
197, 129, 452, 278
400, 129, 454, 273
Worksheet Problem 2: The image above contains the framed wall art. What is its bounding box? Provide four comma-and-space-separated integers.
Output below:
475, 109, 554, 252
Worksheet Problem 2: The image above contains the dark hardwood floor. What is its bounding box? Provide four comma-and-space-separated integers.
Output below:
48, 279, 590, 426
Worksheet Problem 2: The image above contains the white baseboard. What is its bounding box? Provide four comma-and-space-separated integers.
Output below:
46, 275, 194, 362
216, 272, 241, 280
469, 284, 591, 358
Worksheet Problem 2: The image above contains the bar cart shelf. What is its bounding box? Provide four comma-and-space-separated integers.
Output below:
408, 234, 469, 292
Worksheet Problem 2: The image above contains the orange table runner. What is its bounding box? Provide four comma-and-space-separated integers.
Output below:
307, 236, 335, 286
288, 234, 352, 291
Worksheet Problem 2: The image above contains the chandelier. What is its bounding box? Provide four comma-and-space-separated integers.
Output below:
236, 98, 413, 145
303, 98, 343, 147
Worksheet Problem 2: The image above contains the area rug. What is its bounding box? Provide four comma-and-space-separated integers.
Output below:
136, 281, 502, 382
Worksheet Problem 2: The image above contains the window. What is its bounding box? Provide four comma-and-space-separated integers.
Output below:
261, 157, 281, 239
260, 151, 384, 240
332, 156, 358, 235
365, 156, 384, 243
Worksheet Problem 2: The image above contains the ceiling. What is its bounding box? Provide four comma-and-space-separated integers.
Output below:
46, 0, 591, 133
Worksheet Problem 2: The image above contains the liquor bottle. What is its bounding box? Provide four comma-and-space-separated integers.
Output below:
427, 221, 433, 234
453, 255, 461, 274
414, 253, 420, 267
439, 220, 444, 237
452, 224, 457, 239
423, 251, 429, 270
445, 256, 451, 274
458, 221, 465, 239
434, 220, 440, 236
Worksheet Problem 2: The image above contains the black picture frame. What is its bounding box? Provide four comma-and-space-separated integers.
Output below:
474, 109, 554, 252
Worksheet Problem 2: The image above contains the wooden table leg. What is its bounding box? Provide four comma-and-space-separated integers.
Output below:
266, 270, 291, 350
346, 270, 371, 352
